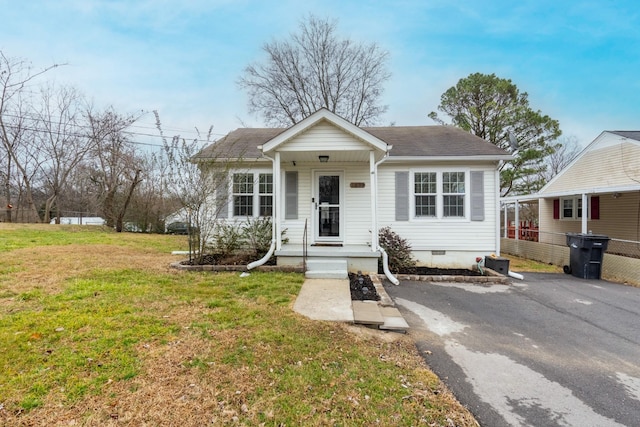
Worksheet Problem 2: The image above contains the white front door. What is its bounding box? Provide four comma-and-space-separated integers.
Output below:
314, 171, 343, 242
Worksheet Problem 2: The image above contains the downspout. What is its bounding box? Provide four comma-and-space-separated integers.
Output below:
247, 153, 277, 271
373, 150, 400, 285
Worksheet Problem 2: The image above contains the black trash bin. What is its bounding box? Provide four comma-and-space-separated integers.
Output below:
565, 233, 610, 279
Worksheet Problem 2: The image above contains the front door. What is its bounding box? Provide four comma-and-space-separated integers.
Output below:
314, 172, 342, 242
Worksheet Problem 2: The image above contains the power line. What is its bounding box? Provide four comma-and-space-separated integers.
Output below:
0, 111, 228, 142
1, 117, 224, 149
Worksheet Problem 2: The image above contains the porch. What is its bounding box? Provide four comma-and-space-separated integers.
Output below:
275, 243, 381, 275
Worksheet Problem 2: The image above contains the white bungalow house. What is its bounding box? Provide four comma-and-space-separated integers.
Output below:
194, 109, 511, 279
501, 131, 640, 284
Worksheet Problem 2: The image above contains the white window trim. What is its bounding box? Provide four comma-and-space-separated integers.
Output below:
231, 170, 273, 218
410, 168, 469, 221
560, 196, 588, 220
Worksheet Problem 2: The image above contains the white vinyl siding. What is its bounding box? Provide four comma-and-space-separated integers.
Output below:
540, 192, 640, 243
542, 139, 640, 194
378, 163, 498, 253
343, 167, 372, 245
280, 122, 371, 154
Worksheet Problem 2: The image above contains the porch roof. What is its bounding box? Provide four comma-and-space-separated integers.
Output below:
501, 184, 640, 203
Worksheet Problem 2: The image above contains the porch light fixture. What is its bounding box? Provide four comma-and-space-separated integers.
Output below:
319, 155, 329, 163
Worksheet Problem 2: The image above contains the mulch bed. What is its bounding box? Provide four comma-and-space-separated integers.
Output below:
349, 272, 381, 301
398, 266, 482, 276
180, 253, 276, 266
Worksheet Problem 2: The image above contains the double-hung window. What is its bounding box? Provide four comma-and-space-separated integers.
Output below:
232, 172, 273, 217
413, 171, 467, 219
561, 197, 583, 220
414, 172, 437, 217
443, 172, 465, 217
258, 173, 273, 216
233, 173, 254, 216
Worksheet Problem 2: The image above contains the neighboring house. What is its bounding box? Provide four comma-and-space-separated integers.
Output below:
194, 109, 511, 274
50, 217, 106, 226
501, 131, 640, 285
503, 131, 640, 246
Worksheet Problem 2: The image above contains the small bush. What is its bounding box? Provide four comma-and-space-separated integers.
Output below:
213, 222, 243, 257
242, 217, 273, 257
378, 226, 416, 273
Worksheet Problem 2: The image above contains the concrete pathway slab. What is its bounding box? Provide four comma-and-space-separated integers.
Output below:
379, 306, 410, 331
352, 300, 385, 325
293, 279, 353, 322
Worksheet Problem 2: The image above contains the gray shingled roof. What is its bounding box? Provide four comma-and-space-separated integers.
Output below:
609, 131, 640, 142
194, 125, 509, 160
364, 126, 508, 157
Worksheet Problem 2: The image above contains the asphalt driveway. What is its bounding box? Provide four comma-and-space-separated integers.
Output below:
383, 273, 640, 427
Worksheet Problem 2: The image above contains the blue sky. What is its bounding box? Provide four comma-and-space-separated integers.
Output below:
1, 0, 638, 147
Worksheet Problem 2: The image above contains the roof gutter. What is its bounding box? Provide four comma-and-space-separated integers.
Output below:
501, 184, 640, 203
384, 155, 513, 162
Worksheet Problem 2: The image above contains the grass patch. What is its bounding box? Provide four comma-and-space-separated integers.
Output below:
504, 254, 563, 273
0, 224, 476, 425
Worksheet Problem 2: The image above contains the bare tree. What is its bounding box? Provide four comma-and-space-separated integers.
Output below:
540, 135, 582, 183
87, 107, 144, 232
155, 111, 246, 263
126, 150, 178, 233
238, 15, 390, 127
35, 84, 95, 223
0, 53, 62, 222
0, 52, 61, 222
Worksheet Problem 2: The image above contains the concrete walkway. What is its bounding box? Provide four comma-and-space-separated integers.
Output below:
293, 278, 354, 322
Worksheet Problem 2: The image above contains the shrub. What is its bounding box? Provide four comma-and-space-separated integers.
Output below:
378, 226, 416, 273
213, 222, 243, 257
242, 217, 273, 257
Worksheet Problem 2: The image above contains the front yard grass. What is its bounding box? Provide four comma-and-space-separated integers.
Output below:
0, 224, 477, 426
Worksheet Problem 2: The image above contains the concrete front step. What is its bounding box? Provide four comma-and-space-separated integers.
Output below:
305, 259, 348, 279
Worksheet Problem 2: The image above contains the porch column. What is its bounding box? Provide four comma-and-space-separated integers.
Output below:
370, 151, 378, 251
515, 199, 520, 241
581, 193, 588, 234
274, 151, 282, 250
496, 169, 502, 255
503, 203, 508, 238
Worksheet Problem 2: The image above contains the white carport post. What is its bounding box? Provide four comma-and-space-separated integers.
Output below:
581, 193, 588, 234
514, 198, 520, 241
503, 203, 508, 238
